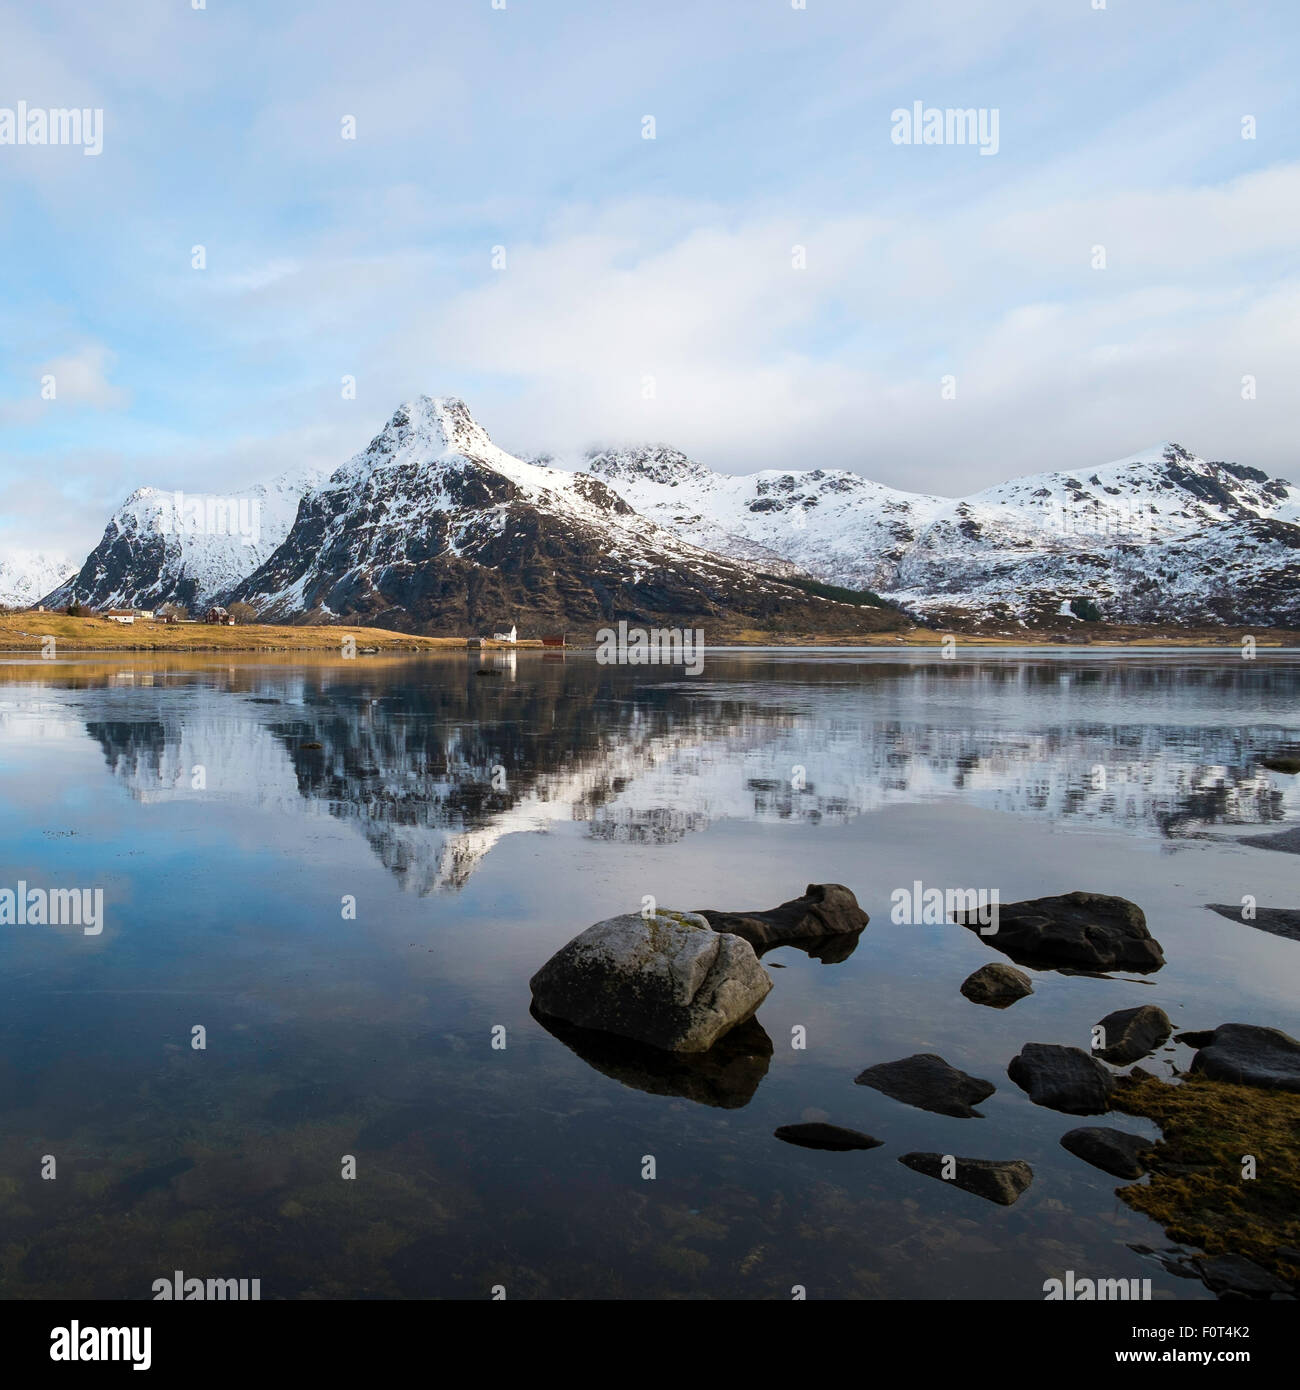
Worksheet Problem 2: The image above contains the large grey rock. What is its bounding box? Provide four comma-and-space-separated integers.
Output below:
698, 883, 867, 954
1187, 1023, 1300, 1093
898, 1153, 1034, 1206
530, 910, 773, 1053
1007, 1043, 1115, 1114
854, 1053, 996, 1118
954, 891, 1164, 973
960, 963, 1033, 1008
1060, 1126, 1152, 1178
1093, 1005, 1172, 1064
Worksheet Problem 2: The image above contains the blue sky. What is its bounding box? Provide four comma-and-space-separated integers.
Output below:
2, 0, 1299, 557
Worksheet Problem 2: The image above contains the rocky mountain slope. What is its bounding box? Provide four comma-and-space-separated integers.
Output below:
44, 468, 326, 613
0, 549, 76, 608
585, 442, 1300, 627
230, 396, 900, 637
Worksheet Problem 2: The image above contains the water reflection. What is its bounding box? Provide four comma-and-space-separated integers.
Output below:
1, 653, 1297, 894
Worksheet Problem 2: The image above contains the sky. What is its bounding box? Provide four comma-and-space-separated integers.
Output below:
2, 0, 1299, 560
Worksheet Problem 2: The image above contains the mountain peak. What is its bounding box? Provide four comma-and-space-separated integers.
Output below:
585, 444, 710, 486
385, 395, 495, 459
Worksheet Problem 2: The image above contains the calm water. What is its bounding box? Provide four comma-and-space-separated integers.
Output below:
1, 648, 1298, 1300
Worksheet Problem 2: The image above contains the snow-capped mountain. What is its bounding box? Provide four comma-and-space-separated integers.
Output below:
584, 441, 1300, 626
232, 396, 898, 636
584, 444, 948, 591
0, 549, 77, 608
45, 466, 326, 613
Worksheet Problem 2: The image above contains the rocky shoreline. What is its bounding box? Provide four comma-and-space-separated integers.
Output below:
530, 883, 1300, 1301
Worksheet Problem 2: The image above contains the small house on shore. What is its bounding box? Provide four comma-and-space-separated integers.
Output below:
205, 606, 235, 626
541, 634, 566, 648
492, 623, 517, 643
105, 608, 135, 624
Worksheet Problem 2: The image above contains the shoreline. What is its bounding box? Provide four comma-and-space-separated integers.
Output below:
1, 613, 1297, 655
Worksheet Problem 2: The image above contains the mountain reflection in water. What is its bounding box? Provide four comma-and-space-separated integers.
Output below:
2, 650, 1297, 893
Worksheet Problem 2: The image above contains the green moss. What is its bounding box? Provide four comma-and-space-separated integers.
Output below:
1112, 1073, 1300, 1278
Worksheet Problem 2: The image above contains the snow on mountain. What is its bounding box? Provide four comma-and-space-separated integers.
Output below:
583, 440, 1300, 626
584, 444, 947, 589
233, 396, 900, 636
44, 465, 326, 612
0, 549, 77, 607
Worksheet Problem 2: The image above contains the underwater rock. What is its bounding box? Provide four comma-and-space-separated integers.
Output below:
898, 1153, 1033, 1206
773, 1123, 882, 1151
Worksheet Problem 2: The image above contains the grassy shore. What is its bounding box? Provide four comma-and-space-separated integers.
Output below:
0, 613, 460, 653
2, 611, 1296, 653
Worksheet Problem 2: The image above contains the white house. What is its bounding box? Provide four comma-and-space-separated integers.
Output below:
105, 609, 135, 624
492, 623, 517, 643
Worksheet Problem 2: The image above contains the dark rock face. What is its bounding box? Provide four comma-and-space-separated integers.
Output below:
955, 891, 1165, 973
532, 1010, 773, 1109
854, 1053, 996, 1118
698, 883, 868, 954
1207, 903, 1300, 943
960, 962, 1033, 1008
1060, 1126, 1152, 1178
1094, 1005, 1173, 1064
1187, 1023, 1300, 1092
774, 1123, 883, 1151
898, 1153, 1034, 1206
1007, 1043, 1115, 1114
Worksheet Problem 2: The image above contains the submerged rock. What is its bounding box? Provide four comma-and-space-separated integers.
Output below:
1186, 1023, 1300, 1093
1060, 1126, 1152, 1178
960, 962, 1033, 1008
1237, 826, 1300, 855
530, 910, 773, 1053
1194, 1254, 1292, 1299
1007, 1043, 1115, 1114
1260, 755, 1300, 774
1207, 903, 1300, 943
774, 1123, 883, 1151
898, 1153, 1034, 1206
533, 1009, 773, 1108
954, 890, 1165, 973
698, 883, 867, 954
854, 1053, 996, 1118
1093, 1005, 1172, 1064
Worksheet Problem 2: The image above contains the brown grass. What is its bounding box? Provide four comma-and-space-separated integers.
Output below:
0, 613, 461, 653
